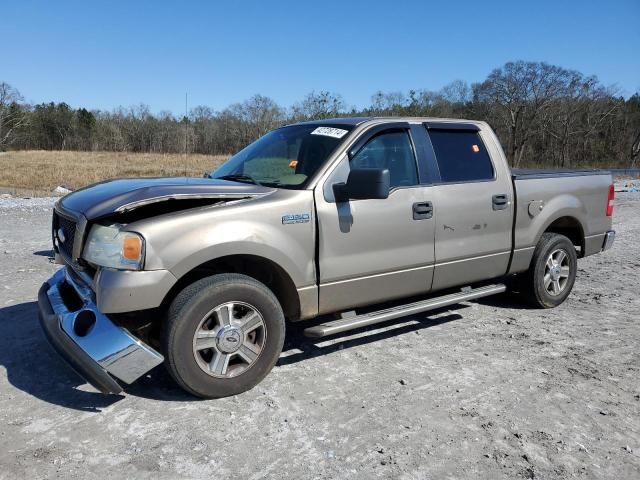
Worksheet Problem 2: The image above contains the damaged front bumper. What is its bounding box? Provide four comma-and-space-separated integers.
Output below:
38, 267, 164, 394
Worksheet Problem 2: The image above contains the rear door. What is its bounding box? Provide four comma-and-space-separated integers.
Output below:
423, 123, 514, 290
315, 123, 436, 313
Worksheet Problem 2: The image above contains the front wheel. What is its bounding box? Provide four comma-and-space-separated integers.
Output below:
522, 233, 578, 308
163, 274, 285, 398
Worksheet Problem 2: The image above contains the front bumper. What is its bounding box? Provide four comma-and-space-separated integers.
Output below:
38, 268, 164, 394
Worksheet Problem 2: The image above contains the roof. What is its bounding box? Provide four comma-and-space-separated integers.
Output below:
288, 117, 373, 127
287, 116, 481, 128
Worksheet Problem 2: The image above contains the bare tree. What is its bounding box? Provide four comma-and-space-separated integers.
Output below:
219, 95, 285, 151
440, 80, 472, 105
628, 93, 640, 167
242, 94, 285, 137
291, 91, 345, 120
370, 91, 408, 116
473, 61, 574, 166
0, 82, 27, 148
632, 131, 640, 167
539, 76, 619, 167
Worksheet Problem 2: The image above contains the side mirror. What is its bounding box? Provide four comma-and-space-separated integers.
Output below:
333, 168, 390, 202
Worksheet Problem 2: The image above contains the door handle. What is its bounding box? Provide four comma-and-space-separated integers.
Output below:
492, 194, 509, 211
413, 201, 433, 220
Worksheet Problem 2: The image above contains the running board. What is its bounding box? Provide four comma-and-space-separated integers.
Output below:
303, 284, 506, 338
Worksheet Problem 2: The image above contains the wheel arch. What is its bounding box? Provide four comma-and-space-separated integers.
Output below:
541, 215, 586, 256
162, 254, 302, 321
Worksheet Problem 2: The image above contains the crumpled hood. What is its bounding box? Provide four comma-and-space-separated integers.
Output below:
57, 177, 275, 220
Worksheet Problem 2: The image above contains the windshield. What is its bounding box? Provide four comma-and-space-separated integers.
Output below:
210, 124, 353, 189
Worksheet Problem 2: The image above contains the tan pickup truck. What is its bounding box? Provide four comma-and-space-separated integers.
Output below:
38, 117, 615, 398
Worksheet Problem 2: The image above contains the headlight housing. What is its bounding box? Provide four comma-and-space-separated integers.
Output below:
82, 224, 145, 270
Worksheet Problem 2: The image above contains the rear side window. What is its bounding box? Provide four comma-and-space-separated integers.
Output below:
428, 130, 494, 183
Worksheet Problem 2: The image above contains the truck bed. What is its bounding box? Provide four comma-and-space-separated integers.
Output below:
511, 168, 610, 180
509, 168, 613, 273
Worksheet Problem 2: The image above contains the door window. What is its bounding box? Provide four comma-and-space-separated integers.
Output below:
351, 131, 418, 188
428, 130, 494, 183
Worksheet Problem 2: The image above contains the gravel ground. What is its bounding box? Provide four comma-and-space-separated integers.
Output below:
0, 194, 639, 480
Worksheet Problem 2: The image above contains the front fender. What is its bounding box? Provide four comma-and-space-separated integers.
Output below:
133, 189, 316, 289
171, 236, 314, 288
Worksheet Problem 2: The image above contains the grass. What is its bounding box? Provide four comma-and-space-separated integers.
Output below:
0, 150, 229, 196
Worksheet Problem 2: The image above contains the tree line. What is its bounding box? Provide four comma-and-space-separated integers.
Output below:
1, 60, 639, 168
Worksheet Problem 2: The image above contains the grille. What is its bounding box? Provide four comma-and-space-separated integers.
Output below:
53, 212, 77, 260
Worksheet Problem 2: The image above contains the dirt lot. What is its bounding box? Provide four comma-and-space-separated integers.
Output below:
0, 194, 638, 480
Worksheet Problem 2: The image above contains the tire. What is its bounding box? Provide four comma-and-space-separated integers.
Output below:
163, 273, 285, 398
522, 233, 577, 308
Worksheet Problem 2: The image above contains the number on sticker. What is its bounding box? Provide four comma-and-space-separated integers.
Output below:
311, 127, 349, 139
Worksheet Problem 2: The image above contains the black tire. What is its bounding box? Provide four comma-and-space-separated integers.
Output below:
522, 233, 577, 308
163, 274, 285, 398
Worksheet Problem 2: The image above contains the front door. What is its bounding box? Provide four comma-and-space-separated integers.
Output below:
315, 126, 436, 314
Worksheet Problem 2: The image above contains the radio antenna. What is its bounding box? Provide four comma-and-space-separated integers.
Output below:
184, 92, 188, 177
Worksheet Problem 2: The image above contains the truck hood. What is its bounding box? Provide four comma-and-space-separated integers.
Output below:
57, 177, 275, 221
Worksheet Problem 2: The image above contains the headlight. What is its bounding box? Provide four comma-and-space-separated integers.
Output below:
82, 224, 145, 270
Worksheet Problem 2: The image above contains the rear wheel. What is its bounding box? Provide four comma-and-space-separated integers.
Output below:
163, 274, 285, 398
522, 233, 577, 308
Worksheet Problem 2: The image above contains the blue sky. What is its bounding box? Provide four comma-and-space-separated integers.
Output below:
2, 0, 639, 114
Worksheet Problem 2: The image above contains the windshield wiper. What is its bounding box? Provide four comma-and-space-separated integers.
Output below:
216, 174, 262, 186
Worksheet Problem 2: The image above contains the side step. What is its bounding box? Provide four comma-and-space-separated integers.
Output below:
303, 283, 506, 338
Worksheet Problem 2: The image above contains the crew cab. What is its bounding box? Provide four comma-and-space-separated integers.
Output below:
38, 117, 616, 398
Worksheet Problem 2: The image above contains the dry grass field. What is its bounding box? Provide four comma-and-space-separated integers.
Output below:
0, 151, 229, 195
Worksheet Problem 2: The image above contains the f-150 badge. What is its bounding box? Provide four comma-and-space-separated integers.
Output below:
282, 213, 311, 225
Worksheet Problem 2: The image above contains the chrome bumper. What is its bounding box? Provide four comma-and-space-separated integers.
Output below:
38, 268, 164, 393
602, 230, 616, 252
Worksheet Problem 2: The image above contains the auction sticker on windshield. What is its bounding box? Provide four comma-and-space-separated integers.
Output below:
311, 127, 349, 139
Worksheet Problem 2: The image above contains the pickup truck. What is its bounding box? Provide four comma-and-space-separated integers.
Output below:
38, 117, 616, 398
